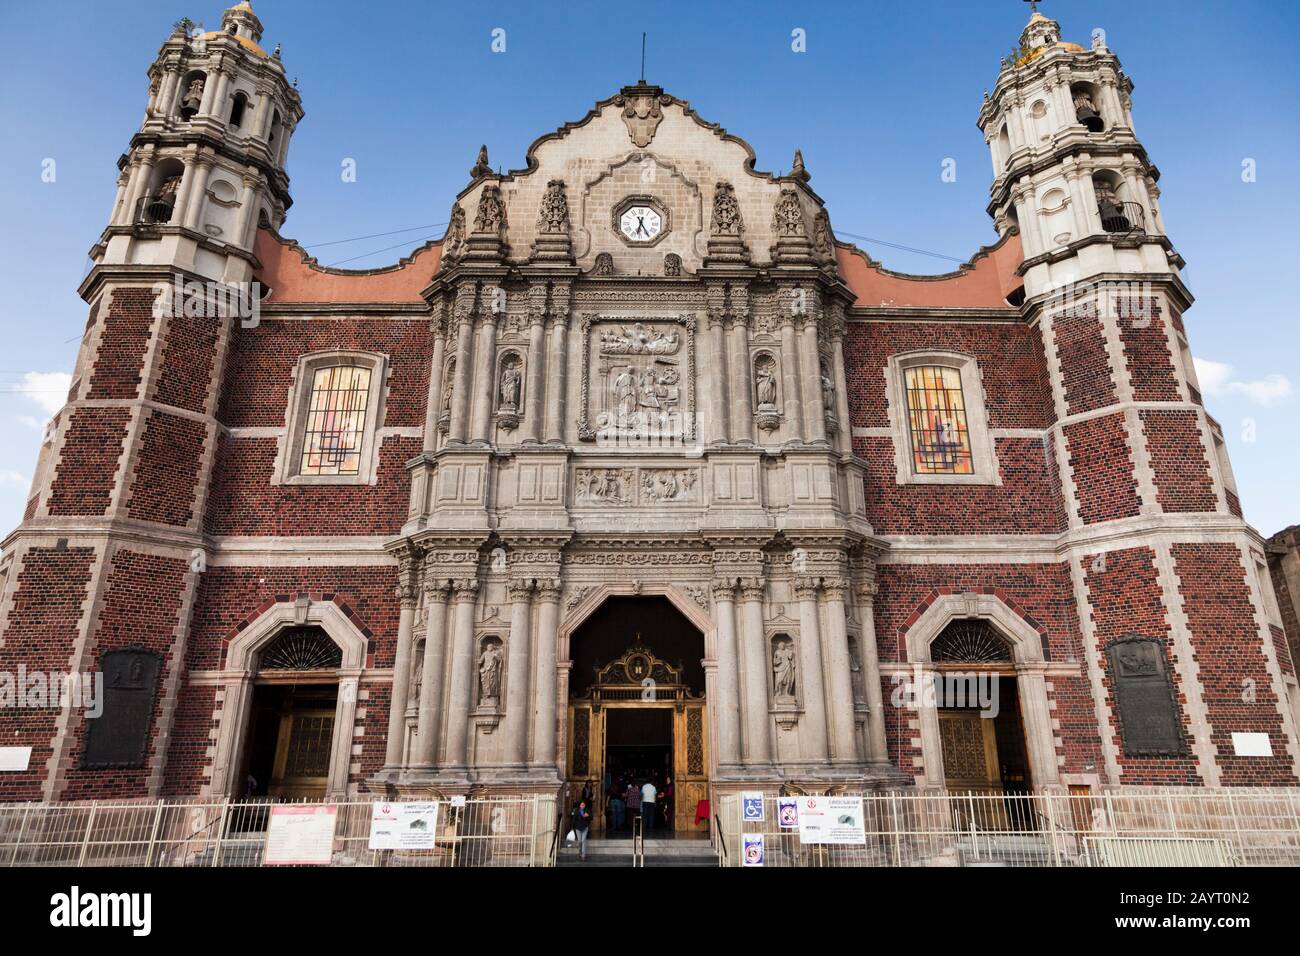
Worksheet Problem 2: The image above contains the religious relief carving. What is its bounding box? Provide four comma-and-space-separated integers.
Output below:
681, 584, 710, 611
592, 252, 614, 276
442, 203, 466, 261
711, 181, 743, 236
566, 586, 595, 611
473, 184, 507, 234
575, 468, 633, 504
579, 314, 696, 443
616, 89, 667, 147
640, 468, 698, 502
663, 253, 682, 277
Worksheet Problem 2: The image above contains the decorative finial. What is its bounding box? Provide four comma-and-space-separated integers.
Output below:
273, 43, 281, 58
791, 149, 811, 183
470, 145, 492, 180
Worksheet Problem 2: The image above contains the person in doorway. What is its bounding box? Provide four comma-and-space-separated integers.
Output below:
571, 799, 592, 861
662, 775, 674, 830
581, 778, 594, 808
608, 785, 625, 832
625, 779, 641, 829
641, 778, 658, 833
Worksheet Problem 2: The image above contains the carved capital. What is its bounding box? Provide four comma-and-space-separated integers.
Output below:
737, 577, 766, 601
711, 577, 737, 601
451, 578, 480, 601
507, 578, 534, 602
792, 576, 821, 600
535, 578, 563, 602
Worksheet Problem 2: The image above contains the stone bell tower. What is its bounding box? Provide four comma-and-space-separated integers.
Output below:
977, 10, 1300, 785
102, 0, 302, 285
0, 3, 305, 802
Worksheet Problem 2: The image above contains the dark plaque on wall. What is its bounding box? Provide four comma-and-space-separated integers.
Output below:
1106, 635, 1186, 757
81, 648, 163, 769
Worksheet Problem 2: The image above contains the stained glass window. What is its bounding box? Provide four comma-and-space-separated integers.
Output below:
299, 365, 371, 476
904, 365, 974, 475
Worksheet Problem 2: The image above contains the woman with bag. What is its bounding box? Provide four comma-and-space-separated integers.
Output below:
570, 799, 592, 862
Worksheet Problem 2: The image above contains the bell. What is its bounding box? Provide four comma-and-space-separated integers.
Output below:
1076, 105, 1104, 133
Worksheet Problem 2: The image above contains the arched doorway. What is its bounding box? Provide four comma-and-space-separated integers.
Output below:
566, 596, 708, 834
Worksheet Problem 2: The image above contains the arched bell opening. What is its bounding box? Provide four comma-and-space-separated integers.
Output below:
142, 157, 185, 224
1071, 81, 1105, 133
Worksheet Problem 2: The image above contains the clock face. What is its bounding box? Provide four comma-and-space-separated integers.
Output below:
619, 205, 663, 243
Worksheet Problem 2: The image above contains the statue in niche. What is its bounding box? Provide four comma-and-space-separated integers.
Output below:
755, 359, 777, 409
773, 639, 797, 697
411, 643, 425, 705
820, 362, 835, 413
478, 641, 503, 705
441, 362, 455, 414
181, 77, 205, 117
711, 181, 743, 236
499, 360, 522, 410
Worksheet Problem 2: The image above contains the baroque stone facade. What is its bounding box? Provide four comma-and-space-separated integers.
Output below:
0, 5, 1297, 807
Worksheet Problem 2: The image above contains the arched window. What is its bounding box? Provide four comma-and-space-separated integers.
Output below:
930, 619, 1014, 664
229, 91, 248, 128
280, 352, 387, 484
886, 351, 999, 485
259, 626, 343, 670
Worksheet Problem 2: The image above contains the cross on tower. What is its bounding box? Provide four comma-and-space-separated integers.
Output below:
1025, 0, 1041, 13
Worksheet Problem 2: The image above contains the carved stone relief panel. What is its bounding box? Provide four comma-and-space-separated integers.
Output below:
578, 314, 697, 443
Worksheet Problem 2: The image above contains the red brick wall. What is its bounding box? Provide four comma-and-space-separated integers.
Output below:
46, 407, 131, 516
1082, 546, 1202, 785
87, 288, 157, 400
217, 319, 430, 428
1117, 299, 1181, 402
0, 546, 95, 801
203, 434, 417, 536
58, 551, 189, 801
856, 435, 1067, 534
874, 562, 1099, 780
1173, 543, 1297, 785
1053, 308, 1116, 415
1140, 409, 1217, 513
1270, 624, 1294, 679
843, 321, 1054, 429
126, 412, 209, 526
154, 311, 220, 415
1064, 412, 1142, 524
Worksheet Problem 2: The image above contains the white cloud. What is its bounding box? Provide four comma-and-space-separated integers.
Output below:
0, 470, 29, 486
16, 371, 72, 415
13, 414, 44, 431
1194, 358, 1292, 407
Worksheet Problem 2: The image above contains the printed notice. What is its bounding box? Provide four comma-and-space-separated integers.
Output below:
369, 801, 439, 850
264, 804, 338, 865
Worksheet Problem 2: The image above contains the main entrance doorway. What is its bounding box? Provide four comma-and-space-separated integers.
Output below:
566, 596, 708, 834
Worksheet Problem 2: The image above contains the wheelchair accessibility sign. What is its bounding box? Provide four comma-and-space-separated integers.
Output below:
741, 792, 765, 822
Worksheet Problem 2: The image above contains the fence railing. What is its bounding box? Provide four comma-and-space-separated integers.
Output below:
0, 795, 557, 868
718, 788, 1300, 867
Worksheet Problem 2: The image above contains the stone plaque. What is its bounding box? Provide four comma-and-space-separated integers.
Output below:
577, 314, 697, 443
81, 648, 162, 769
1106, 636, 1186, 757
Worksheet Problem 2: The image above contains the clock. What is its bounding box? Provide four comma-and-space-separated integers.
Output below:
619, 205, 663, 243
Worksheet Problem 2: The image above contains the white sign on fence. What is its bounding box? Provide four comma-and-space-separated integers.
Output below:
369, 801, 439, 850
264, 804, 338, 866
0, 747, 32, 771
796, 796, 866, 845
743, 833, 765, 867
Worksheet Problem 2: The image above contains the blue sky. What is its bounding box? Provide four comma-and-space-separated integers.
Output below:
0, 0, 1296, 537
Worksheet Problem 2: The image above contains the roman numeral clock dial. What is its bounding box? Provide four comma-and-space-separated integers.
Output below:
619, 205, 662, 242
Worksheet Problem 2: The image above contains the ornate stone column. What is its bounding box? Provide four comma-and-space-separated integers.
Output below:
180, 155, 213, 232
543, 313, 569, 444
469, 304, 499, 442
800, 317, 827, 444
448, 294, 475, 443
738, 577, 772, 766
503, 579, 534, 768
779, 301, 805, 443
523, 306, 547, 443
705, 287, 729, 443
711, 578, 742, 770
441, 578, 481, 771
855, 580, 889, 764
828, 309, 853, 455
385, 550, 421, 768
530, 579, 562, 771
413, 580, 451, 768
727, 317, 754, 443
794, 576, 831, 761
821, 578, 860, 764
421, 310, 448, 454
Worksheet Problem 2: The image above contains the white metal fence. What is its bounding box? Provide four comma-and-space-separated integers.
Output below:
716, 788, 1300, 867
0, 795, 559, 868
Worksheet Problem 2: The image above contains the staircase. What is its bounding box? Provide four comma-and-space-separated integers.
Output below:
556, 837, 717, 868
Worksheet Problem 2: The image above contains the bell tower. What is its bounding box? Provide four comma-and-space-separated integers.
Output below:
101, 0, 302, 285
977, 9, 1300, 786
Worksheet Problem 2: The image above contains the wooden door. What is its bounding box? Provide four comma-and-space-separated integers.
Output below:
269, 708, 334, 800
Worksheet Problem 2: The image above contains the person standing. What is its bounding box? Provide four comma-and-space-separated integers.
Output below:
625, 780, 641, 830
571, 799, 592, 862
641, 778, 658, 834
608, 785, 626, 832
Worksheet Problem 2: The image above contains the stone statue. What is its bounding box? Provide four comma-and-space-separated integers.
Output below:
710, 181, 743, 236
755, 363, 777, 408
813, 211, 832, 257
536, 179, 569, 234
440, 362, 455, 414
499, 361, 521, 409
773, 640, 796, 697
820, 364, 835, 412
443, 204, 466, 259
478, 642, 502, 704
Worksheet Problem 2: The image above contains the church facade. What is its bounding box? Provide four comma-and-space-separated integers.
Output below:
1, 4, 1297, 821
